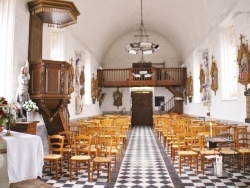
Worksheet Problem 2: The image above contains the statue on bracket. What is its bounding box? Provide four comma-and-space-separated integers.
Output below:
113, 88, 123, 108
186, 73, 193, 103
210, 55, 218, 95
91, 74, 98, 104
237, 34, 250, 91
199, 64, 205, 93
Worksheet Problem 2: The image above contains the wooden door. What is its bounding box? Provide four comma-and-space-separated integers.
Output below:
174, 99, 184, 114
131, 92, 153, 126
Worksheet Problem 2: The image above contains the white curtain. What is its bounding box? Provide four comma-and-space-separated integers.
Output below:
0, 0, 16, 101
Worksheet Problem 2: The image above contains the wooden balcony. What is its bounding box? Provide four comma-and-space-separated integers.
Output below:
97, 67, 187, 87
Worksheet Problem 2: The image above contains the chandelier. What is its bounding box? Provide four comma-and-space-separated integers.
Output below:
125, 0, 160, 55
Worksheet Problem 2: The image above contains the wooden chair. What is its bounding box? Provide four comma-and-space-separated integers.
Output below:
215, 132, 239, 170
198, 132, 220, 174
68, 122, 82, 136
43, 135, 64, 181
91, 138, 113, 182
177, 132, 199, 175
59, 130, 73, 170
84, 126, 100, 158
235, 129, 250, 173
69, 135, 92, 182
100, 126, 122, 172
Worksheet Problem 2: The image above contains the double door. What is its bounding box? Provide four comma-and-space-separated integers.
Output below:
131, 91, 153, 126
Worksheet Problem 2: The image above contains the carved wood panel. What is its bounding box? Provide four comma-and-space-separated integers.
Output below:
28, 14, 43, 62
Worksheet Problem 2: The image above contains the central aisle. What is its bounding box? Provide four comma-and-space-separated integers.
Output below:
115, 125, 183, 188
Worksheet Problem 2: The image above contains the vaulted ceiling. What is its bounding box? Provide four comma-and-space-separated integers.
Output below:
70, 0, 241, 62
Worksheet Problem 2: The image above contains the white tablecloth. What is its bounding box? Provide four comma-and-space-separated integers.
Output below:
1, 130, 44, 183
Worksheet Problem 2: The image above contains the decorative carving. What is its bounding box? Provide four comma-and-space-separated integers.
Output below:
30, 60, 71, 119
99, 93, 106, 108
60, 63, 65, 94
210, 55, 218, 95
91, 74, 98, 104
237, 34, 250, 90
201, 50, 211, 108
41, 63, 46, 94
113, 88, 123, 108
186, 73, 193, 102
68, 58, 74, 94
74, 52, 84, 114
199, 65, 205, 93
80, 66, 85, 86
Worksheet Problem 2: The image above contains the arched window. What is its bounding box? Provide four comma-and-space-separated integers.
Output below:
84, 54, 92, 105
220, 26, 237, 100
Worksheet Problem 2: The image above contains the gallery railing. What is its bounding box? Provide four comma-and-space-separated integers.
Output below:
97, 68, 187, 87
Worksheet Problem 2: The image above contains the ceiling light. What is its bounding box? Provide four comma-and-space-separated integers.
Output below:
125, 0, 160, 55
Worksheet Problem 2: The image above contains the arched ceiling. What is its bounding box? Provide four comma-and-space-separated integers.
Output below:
70, 0, 241, 62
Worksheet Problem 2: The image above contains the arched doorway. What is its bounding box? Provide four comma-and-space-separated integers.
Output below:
131, 91, 153, 126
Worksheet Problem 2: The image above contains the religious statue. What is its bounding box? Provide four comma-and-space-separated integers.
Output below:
15, 61, 30, 118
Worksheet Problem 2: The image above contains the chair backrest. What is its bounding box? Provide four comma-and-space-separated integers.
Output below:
95, 138, 113, 157
215, 132, 235, 150
235, 128, 250, 149
177, 132, 189, 151
48, 135, 64, 155
198, 132, 210, 150
101, 119, 114, 126
213, 125, 230, 137
74, 135, 92, 155
59, 130, 73, 148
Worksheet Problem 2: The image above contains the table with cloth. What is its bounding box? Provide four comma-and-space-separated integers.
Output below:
0, 130, 44, 183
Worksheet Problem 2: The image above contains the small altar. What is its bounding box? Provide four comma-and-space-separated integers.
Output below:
11, 121, 39, 135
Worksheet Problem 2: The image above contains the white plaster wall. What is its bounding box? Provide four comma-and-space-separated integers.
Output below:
101, 87, 174, 113
182, 0, 250, 123
101, 87, 130, 113
102, 31, 181, 69
13, 0, 30, 97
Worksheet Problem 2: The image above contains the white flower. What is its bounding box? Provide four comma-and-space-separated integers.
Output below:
23, 100, 39, 112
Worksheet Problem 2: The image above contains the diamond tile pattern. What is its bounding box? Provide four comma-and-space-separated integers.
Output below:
40, 125, 250, 188
115, 125, 176, 188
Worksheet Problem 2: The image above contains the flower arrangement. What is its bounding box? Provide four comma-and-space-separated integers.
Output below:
23, 100, 39, 112
0, 97, 17, 126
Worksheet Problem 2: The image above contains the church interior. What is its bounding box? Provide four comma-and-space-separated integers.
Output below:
0, 0, 250, 187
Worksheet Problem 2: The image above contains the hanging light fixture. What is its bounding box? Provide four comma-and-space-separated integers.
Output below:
125, 0, 160, 55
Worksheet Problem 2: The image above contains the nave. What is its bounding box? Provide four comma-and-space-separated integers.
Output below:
41, 125, 250, 188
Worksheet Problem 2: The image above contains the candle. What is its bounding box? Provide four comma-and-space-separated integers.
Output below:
210, 122, 213, 137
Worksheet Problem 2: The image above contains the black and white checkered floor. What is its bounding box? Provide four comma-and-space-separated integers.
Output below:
41, 125, 250, 188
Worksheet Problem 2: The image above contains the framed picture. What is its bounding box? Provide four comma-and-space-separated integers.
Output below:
237, 34, 250, 90
113, 88, 123, 109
